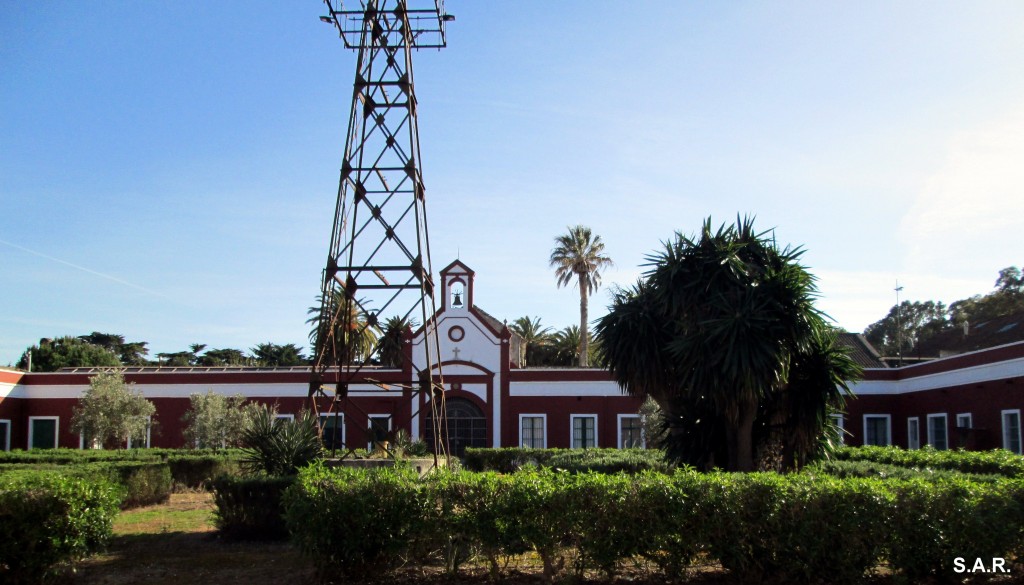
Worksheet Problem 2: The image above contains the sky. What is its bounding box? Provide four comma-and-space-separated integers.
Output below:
2, 2, 1023, 366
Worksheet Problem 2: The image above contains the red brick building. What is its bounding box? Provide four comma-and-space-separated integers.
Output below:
1, 261, 1021, 455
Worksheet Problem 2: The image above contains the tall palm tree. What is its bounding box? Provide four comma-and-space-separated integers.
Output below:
509, 316, 552, 367
549, 225, 613, 367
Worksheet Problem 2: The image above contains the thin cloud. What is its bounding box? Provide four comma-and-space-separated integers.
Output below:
0, 238, 173, 301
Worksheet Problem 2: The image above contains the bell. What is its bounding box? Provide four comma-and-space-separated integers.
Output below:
453, 291, 463, 306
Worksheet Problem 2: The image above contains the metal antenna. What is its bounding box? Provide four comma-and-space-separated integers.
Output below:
310, 0, 453, 464
895, 281, 904, 367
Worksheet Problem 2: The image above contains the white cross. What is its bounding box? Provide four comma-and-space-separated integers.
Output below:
452, 346, 461, 360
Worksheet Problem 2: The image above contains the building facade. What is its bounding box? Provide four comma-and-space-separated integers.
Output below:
1, 261, 1022, 455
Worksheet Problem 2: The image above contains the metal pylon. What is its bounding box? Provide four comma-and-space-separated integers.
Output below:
310, 0, 452, 461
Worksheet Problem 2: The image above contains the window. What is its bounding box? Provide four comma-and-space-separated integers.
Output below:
956, 413, 972, 429
29, 416, 59, 450
127, 415, 153, 449
319, 413, 345, 451
927, 414, 948, 450
830, 414, 845, 446
907, 417, 920, 450
1003, 410, 1022, 455
275, 413, 295, 423
863, 415, 891, 446
571, 415, 597, 449
520, 415, 546, 448
368, 415, 391, 450
0, 419, 10, 451
618, 415, 644, 449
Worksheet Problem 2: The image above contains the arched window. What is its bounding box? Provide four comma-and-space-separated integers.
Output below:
425, 396, 486, 456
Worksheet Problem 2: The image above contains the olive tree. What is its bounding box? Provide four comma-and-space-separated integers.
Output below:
71, 370, 155, 449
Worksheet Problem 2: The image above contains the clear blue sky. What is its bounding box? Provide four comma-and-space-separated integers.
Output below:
3, 2, 1023, 365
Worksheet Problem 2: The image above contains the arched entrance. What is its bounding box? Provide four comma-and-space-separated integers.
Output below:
425, 397, 487, 457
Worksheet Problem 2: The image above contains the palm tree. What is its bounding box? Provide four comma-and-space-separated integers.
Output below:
596, 217, 862, 472
307, 292, 380, 366
377, 316, 417, 368
549, 225, 613, 367
509, 316, 552, 367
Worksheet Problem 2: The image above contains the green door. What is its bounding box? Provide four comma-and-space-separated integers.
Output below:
31, 418, 57, 449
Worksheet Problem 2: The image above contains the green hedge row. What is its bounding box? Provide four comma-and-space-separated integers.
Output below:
462, 447, 673, 474
0, 472, 122, 584
836, 445, 1024, 477
284, 466, 1024, 582
809, 458, 1006, 483
1, 462, 172, 508
0, 447, 245, 464
0, 449, 243, 490
211, 475, 295, 540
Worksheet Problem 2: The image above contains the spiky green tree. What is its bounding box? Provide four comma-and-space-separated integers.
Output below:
596, 217, 861, 471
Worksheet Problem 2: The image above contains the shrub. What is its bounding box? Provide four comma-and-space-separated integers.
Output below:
836, 445, 1024, 477
94, 461, 172, 508
167, 454, 241, 489
282, 465, 1024, 582
462, 447, 672, 474
240, 406, 321, 476
284, 464, 425, 579
885, 477, 1024, 579
211, 475, 295, 540
0, 472, 122, 584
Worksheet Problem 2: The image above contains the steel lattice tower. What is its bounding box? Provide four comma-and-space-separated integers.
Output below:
310, 0, 452, 459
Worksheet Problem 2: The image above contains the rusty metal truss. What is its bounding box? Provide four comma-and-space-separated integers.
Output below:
310, 0, 452, 462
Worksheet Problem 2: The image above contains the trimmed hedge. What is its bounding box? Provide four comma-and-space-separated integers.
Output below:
0, 472, 122, 584
836, 445, 1024, 478
284, 466, 1024, 582
809, 458, 1006, 483
0, 448, 244, 490
1, 461, 172, 508
462, 447, 672, 474
211, 475, 295, 540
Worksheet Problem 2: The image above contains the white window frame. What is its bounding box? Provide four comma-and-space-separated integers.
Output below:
0, 419, 11, 451
275, 413, 295, 422
927, 413, 948, 450
862, 414, 891, 447
956, 413, 973, 429
830, 414, 845, 446
570, 414, 598, 449
617, 414, 645, 449
1002, 409, 1022, 455
907, 417, 920, 450
28, 416, 60, 450
127, 415, 153, 449
367, 414, 392, 451
519, 414, 547, 449
319, 413, 345, 449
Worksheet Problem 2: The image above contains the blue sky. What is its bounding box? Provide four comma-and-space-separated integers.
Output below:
3, 2, 1023, 365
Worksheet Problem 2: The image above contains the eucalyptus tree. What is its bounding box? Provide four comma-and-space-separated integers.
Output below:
550, 225, 613, 367
596, 217, 861, 471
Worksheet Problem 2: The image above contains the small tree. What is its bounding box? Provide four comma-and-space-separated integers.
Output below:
181, 391, 250, 449
71, 370, 156, 449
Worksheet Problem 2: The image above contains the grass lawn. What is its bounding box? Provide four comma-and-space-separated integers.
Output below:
74, 493, 313, 585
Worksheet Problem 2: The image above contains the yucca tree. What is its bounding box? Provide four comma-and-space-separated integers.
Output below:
550, 225, 613, 367
509, 316, 552, 367
596, 217, 861, 471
